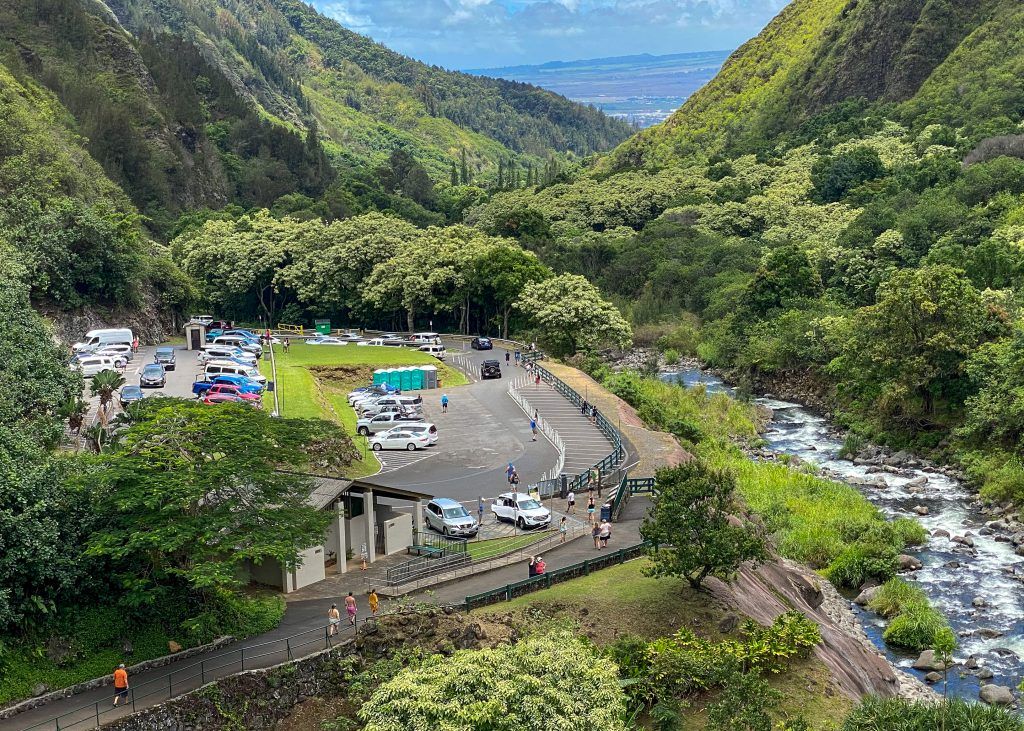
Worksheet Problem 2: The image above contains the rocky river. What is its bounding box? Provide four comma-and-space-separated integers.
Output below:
663, 366, 1024, 702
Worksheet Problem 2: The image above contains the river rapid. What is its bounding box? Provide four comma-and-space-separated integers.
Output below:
663, 367, 1024, 700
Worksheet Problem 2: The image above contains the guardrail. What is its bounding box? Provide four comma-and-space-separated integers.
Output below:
465, 541, 650, 610
507, 374, 566, 483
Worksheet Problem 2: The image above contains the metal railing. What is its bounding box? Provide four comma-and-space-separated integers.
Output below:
16, 611, 392, 731
507, 374, 566, 482
465, 541, 650, 610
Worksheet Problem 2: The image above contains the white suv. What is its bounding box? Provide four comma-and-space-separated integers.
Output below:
491, 492, 551, 529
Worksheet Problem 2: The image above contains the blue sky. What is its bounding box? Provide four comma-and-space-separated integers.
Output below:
311, 0, 786, 70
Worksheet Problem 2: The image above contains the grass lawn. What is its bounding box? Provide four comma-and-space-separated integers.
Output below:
270, 344, 468, 478
474, 559, 853, 729
464, 530, 553, 559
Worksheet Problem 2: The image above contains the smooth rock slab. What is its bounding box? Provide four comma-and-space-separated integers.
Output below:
980, 684, 1015, 705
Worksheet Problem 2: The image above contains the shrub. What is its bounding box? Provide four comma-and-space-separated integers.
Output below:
663, 348, 681, 366
843, 696, 1024, 730
865, 578, 955, 651
867, 578, 927, 619
825, 545, 898, 588
707, 672, 782, 731
837, 432, 865, 459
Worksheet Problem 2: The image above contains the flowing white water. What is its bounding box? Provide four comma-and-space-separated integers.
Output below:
665, 367, 1024, 698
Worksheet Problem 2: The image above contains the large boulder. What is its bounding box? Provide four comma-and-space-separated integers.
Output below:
897, 554, 923, 571
912, 650, 951, 671
980, 684, 1015, 705
854, 585, 881, 606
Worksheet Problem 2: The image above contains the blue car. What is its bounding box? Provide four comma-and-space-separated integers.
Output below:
192, 374, 264, 396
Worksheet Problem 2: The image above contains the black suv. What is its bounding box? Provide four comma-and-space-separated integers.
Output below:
471, 336, 493, 350
481, 359, 502, 379
154, 346, 176, 371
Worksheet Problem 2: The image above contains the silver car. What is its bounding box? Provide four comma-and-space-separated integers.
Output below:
424, 498, 478, 537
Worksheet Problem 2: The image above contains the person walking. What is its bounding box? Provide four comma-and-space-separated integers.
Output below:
112, 664, 129, 706
327, 603, 341, 636
478, 495, 485, 525
130, 336, 139, 354
506, 462, 515, 483
591, 523, 601, 549
535, 373, 541, 386
441, 393, 449, 413
368, 589, 380, 616
599, 519, 612, 549
590, 404, 598, 422
530, 417, 538, 441
345, 592, 357, 626
559, 516, 568, 543
566, 490, 575, 514
514, 349, 521, 365
587, 495, 596, 525
581, 399, 588, 416
510, 469, 520, 488
505, 351, 510, 365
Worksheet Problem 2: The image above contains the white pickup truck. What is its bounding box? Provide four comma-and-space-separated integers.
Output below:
356, 411, 423, 435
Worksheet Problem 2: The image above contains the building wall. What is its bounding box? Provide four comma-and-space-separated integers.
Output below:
382, 513, 413, 555
292, 546, 326, 591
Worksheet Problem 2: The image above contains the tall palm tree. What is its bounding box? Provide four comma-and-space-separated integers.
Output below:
90, 369, 125, 426
59, 396, 88, 434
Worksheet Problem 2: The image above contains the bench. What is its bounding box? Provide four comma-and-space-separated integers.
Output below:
407, 545, 444, 557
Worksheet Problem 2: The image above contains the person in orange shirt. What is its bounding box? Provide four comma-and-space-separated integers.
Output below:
112, 664, 129, 706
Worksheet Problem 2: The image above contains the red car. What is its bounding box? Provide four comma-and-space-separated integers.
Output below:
206, 384, 262, 403
202, 392, 259, 407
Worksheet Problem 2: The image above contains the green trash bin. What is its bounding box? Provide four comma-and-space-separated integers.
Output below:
314, 319, 331, 336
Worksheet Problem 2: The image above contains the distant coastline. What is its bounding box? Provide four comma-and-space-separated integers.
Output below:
465, 50, 731, 127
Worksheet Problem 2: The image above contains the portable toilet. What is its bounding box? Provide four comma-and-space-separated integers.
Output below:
422, 365, 437, 389
387, 368, 402, 388
372, 369, 387, 386
399, 366, 415, 391
408, 367, 424, 390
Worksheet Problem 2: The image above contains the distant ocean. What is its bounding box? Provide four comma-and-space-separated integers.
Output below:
466, 50, 730, 128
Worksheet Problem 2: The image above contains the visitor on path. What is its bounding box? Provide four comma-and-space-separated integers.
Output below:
530, 417, 537, 441
528, 556, 538, 577
345, 592, 357, 626
591, 523, 601, 549
505, 351, 510, 364
599, 520, 612, 549
131, 336, 139, 354
478, 495, 485, 524
514, 349, 521, 365
282, 338, 291, 353
359, 543, 368, 571
530, 342, 536, 352
510, 470, 520, 488
368, 589, 380, 616
580, 399, 589, 416
559, 517, 568, 543
327, 603, 341, 636
441, 393, 449, 413
587, 495, 596, 524
535, 556, 546, 575
566, 490, 575, 514
112, 664, 129, 706
590, 404, 598, 422
535, 373, 541, 386
506, 462, 515, 482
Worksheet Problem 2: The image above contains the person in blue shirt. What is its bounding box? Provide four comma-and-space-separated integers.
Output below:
530, 417, 537, 441
441, 393, 449, 413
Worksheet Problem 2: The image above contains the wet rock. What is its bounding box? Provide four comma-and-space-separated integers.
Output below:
906, 476, 929, 487
973, 597, 988, 608
912, 505, 929, 516
897, 554, 923, 571
944, 561, 961, 569
913, 650, 952, 671
854, 585, 881, 606
965, 656, 978, 669
992, 647, 1018, 658
1015, 545, 1024, 557
978, 668, 995, 680
866, 466, 882, 474
1011, 533, 1024, 545
925, 671, 943, 683
980, 684, 1015, 705
986, 520, 1007, 531
885, 450, 913, 466
933, 529, 951, 539
952, 535, 975, 548
995, 535, 1012, 543
976, 628, 1005, 639
979, 528, 993, 536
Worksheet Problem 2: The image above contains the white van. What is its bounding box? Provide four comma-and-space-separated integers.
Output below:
203, 360, 267, 385
72, 356, 119, 377
410, 332, 440, 344
418, 344, 446, 361
73, 328, 134, 353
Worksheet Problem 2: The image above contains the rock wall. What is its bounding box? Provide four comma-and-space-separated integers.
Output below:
100, 611, 514, 731
39, 286, 177, 348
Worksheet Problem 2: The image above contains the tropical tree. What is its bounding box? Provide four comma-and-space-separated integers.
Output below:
89, 369, 125, 425
84, 399, 357, 605
472, 243, 551, 336
641, 461, 767, 589
359, 631, 626, 731
515, 273, 632, 356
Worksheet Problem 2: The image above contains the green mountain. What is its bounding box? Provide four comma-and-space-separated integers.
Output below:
608, 0, 1020, 169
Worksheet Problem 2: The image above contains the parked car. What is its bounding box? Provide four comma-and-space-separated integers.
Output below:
140, 363, 166, 388
90, 348, 128, 368
72, 328, 133, 353
379, 422, 437, 445
359, 395, 423, 417
356, 412, 424, 435
95, 343, 133, 362
418, 344, 446, 361
481, 359, 502, 379
210, 335, 262, 354
192, 374, 265, 397
203, 392, 245, 405
338, 332, 363, 342
357, 338, 389, 347
424, 498, 478, 537
470, 336, 493, 350
410, 332, 440, 343
203, 360, 267, 385
154, 346, 176, 370
369, 430, 431, 451
348, 386, 398, 406
198, 346, 258, 366
119, 385, 145, 408
491, 492, 551, 529
305, 337, 347, 346
205, 383, 262, 403
72, 356, 120, 377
